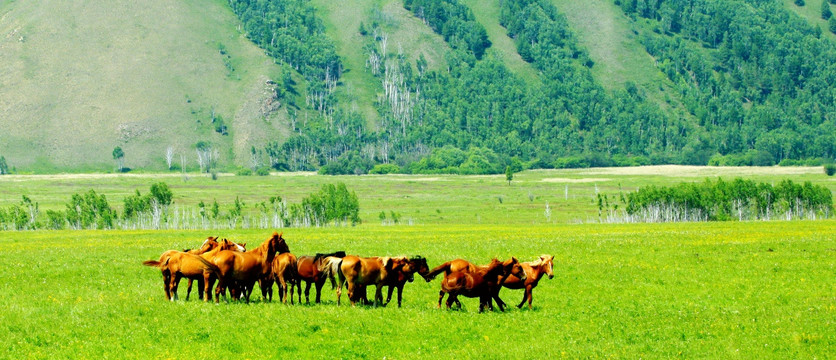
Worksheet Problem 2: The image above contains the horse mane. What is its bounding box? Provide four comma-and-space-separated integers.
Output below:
529, 254, 553, 268
314, 251, 346, 261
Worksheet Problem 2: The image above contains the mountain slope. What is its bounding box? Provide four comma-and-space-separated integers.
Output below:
2, 0, 835, 174
0, 0, 288, 172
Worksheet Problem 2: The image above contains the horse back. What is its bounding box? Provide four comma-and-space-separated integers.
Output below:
296, 256, 318, 280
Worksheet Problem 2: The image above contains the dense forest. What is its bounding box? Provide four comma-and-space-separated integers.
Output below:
223, 0, 835, 174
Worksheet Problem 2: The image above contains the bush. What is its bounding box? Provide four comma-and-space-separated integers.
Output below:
369, 163, 400, 174
236, 167, 253, 176
825, 164, 836, 176
255, 167, 271, 176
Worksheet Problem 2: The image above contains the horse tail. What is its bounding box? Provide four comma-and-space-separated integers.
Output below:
195, 255, 222, 278
426, 261, 452, 281
319, 257, 342, 290
143, 252, 171, 269
288, 257, 299, 285
142, 260, 161, 267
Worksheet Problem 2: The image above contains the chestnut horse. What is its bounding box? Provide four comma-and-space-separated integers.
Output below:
493, 255, 554, 310
296, 251, 345, 304
142, 236, 219, 301
185, 238, 246, 301
259, 252, 298, 303
383, 256, 431, 307
212, 231, 289, 303
428, 257, 525, 311
333, 255, 408, 306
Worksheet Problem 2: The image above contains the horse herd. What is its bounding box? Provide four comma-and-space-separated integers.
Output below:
142, 232, 554, 311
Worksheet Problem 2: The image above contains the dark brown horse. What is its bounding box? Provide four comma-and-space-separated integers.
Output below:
333, 255, 408, 306
259, 252, 298, 303
429, 257, 525, 312
383, 256, 431, 307
493, 255, 554, 310
296, 251, 345, 304
143, 236, 219, 301
212, 231, 289, 303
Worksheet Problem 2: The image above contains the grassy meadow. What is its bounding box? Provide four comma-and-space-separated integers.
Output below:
1, 166, 835, 358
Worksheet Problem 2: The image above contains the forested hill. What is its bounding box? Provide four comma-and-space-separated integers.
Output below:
2, 0, 835, 173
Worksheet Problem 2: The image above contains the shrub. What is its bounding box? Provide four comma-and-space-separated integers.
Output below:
255, 167, 271, 176
825, 164, 836, 176
369, 163, 400, 174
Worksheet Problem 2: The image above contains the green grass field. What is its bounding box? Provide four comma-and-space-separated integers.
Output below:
0, 166, 832, 225
1, 221, 834, 358
1, 167, 835, 357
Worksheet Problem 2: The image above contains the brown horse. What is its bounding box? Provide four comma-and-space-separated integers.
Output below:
185, 238, 246, 301
259, 252, 298, 303
296, 251, 345, 304
333, 255, 408, 306
383, 256, 431, 307
212, 231, 289, 303
429, 257, 525, 311
143, 236, 219, 301
493, 255, 554, 310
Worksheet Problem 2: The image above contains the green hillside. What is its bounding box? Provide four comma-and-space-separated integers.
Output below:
0, 0, 289, 172
2, 0, 835, 174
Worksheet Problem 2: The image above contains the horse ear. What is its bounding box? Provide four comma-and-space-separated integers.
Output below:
381, 257, 392, 269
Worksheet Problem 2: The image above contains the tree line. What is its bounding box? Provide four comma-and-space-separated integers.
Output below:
0, 182, 360, 231
596, 177, 833, 222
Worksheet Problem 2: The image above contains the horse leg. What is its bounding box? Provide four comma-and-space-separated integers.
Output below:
526, 286, 534, 310
396, 285, 404, 308
374, 284, 384, 307
347, 281, 356, 306
203, 274, 214, 302
197, 278, 206, 302
518, 286, 532, 309
304, 281, 312, 304
314, 279, 325, 304
385, 285, 395, 305
169, 273, 181, 302
437, 290, 445, 309
335, 279, 342, 306
445, 293, 456, 310
259, 278, 273, 302
278, 277, 287, 304
162, 271, 172, 300
298, 280, 304, 304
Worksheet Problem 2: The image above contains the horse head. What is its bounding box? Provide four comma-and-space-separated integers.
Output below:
269, 231, 290, 254
191, 236, 219, 254
541, 255, 554, 280
389, 256, 413, 282
219, 238, 245, 252
408, 256, 431, 282
502, 257, 527, 282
